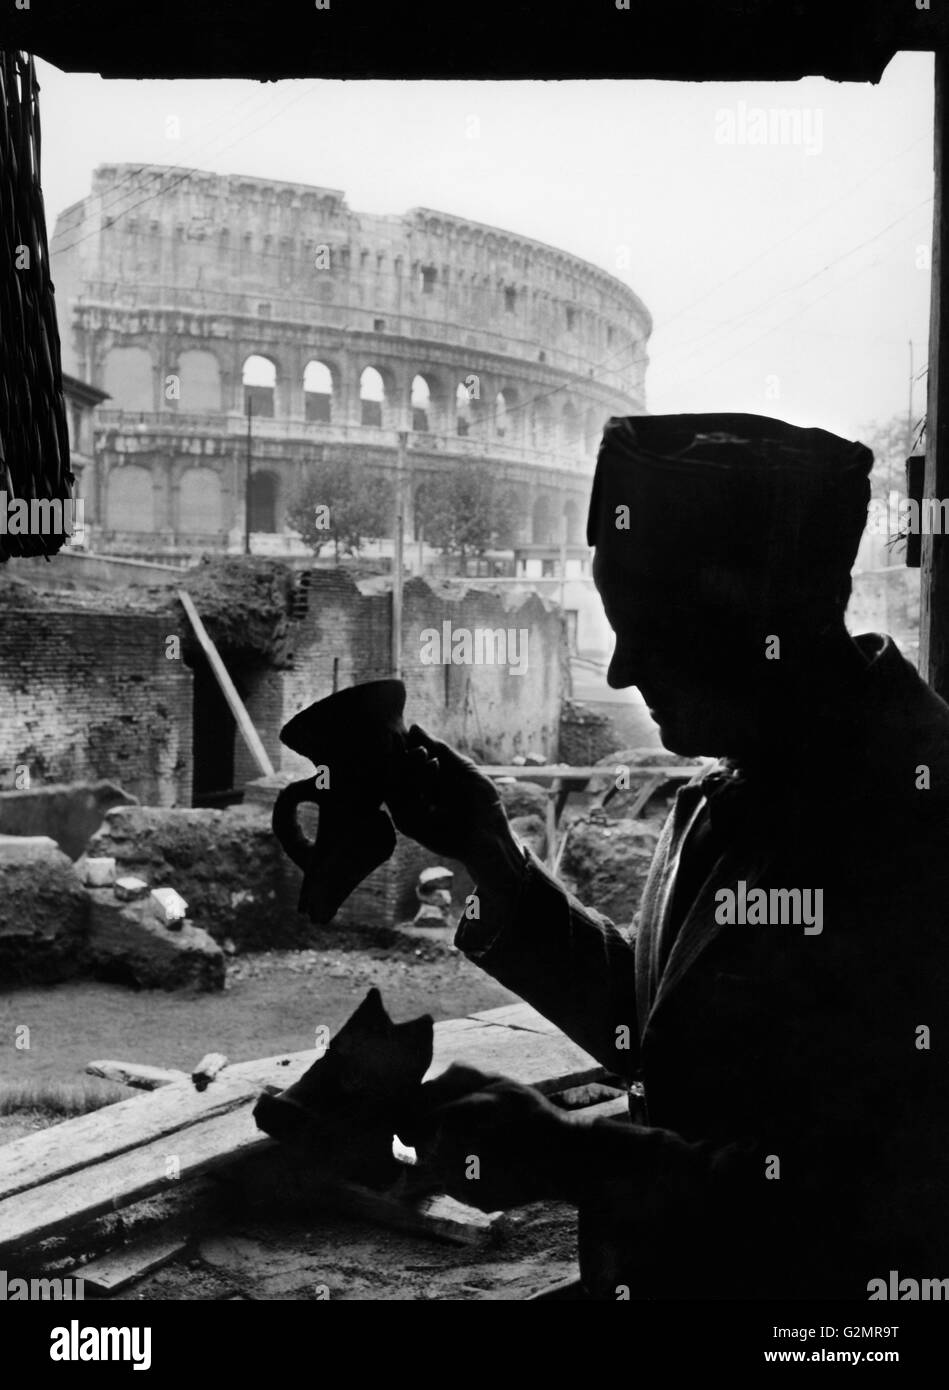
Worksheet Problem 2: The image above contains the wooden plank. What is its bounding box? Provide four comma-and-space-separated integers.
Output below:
177, 588, 275, 777
0, 1074, 264, 1203
0, 1003, 601, 1254
545, 779, 561, 870
627, 772, 665, 819
6, 1005, 595, 1204
466, 1002, 563, 1033
550, 1082, 626, 1110
428, 1019, 603, 1094
74, 1228, 190, 1294
0, 1107, 266, 1255
578, 1095, 631, 1121
483, 765, 705, 779
2, 1112, 506, 1258
307, 1179, 504, 1247
86, 1061, 190, 1091
220, 1142, 503, 1247
922, 51, 949, 699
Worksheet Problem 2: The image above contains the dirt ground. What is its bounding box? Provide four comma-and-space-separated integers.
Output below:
0, 935, 583, 1300
0, 931, 515, 1092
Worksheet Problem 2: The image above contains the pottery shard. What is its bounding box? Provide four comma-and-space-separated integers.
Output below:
253, 986, 433, 1187
418, 866, 453, 893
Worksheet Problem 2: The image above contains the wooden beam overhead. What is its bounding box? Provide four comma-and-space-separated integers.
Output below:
921, 52, 949, 701
1, 1, 947, 82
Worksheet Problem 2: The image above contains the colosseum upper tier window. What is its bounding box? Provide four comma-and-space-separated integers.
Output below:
242, 355, 276, 419
360, 367, 386, 427
411, 375, 432, 432
421, 266, 437, 294
304, 361, 333, 423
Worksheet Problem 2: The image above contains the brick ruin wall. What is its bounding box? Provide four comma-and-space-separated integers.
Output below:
234, 570, 569, 788
0, 609, 193, 806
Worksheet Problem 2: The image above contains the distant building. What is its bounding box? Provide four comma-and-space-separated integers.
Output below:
50, 164, 651, 560
61, 373, 109, 529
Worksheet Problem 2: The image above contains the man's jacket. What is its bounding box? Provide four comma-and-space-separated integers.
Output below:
455, 635, 949, 1299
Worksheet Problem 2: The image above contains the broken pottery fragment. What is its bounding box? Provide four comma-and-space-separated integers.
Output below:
413, 865, 454, 925
253, 986, 433, 1188
272, 679, 410, 924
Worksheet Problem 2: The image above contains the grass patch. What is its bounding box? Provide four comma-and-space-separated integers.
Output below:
0, 1078, 129, 1118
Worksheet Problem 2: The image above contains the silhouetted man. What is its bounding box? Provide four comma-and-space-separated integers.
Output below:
393, 414, 949, 1300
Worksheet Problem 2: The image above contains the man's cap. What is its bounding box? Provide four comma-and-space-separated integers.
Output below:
586, 413, 873, 616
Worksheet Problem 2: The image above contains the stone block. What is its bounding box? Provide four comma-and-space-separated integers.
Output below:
81, 856, 116, 887
87, 892, 225, 991
0, 837, 90, 983
114, 876, 149, 901
559, 815, 662, 928
0, 780, 138, 861
149, 887, 188, 926
510, 813, 547, 860
90, 804, 310, 949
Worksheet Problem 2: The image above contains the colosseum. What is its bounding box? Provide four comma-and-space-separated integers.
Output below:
51, 164, 652, 564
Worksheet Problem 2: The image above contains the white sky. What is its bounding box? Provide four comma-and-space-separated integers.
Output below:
36, 55, 934, 444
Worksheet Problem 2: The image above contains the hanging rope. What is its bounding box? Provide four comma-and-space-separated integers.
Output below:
0, 51, 72, 562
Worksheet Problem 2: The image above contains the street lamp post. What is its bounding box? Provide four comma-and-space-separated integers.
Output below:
244, 395, 253, 556
392, 429, 408, 678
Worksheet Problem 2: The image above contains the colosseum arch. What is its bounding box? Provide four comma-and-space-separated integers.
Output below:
500, 484, 530, 544
178, 349, 222, 414
360, 365, 392, 427
108, 464, 154, 531
243, 354, 277, 418
563, 498, 583, 545
57, 170, 651, 563
178, 466, 223, 533
494, 387, 521, 440
455, 381, 472, 436
531, 398, 553, 450
249, 470, 279, 533
532, 493, 556, 545
411, 373, 433, 432
303, 359, 334, 423
103, 346, 153, 411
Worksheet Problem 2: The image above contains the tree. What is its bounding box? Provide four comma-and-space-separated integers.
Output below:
286, 458, 393, 562
859, 412, 924, 501
415, 466, 518, 567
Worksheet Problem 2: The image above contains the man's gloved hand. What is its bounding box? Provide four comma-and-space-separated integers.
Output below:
399, 1063, 584, 1211
389, 725, 524, 883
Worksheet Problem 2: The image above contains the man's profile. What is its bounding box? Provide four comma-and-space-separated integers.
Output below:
391, 413, 949, 1300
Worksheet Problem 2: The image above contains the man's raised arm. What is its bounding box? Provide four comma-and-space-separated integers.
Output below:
390, 725, 640, 1077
